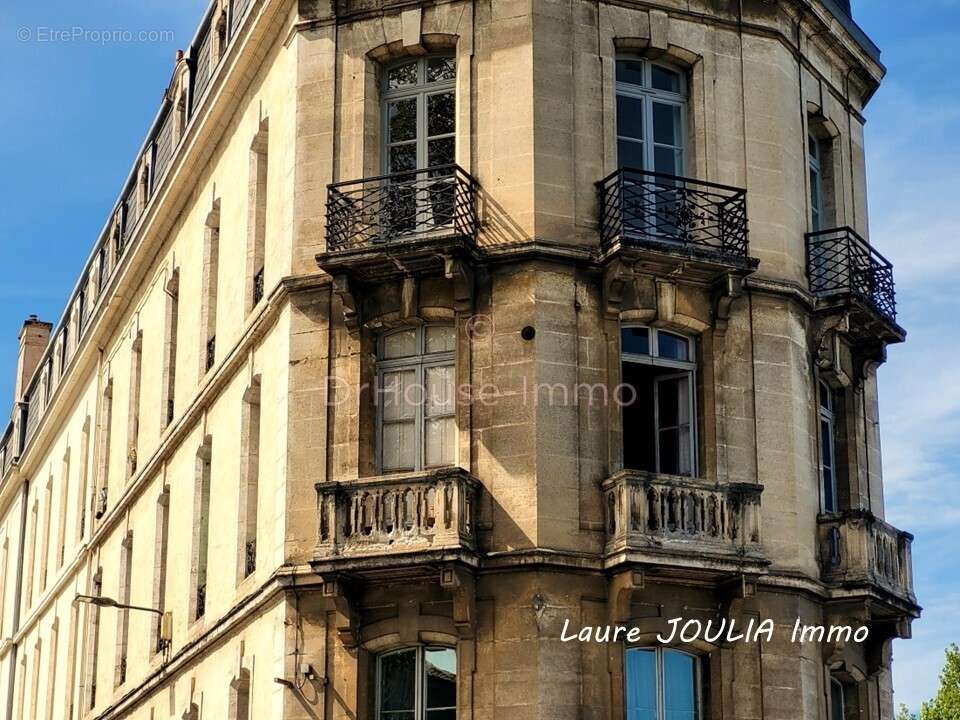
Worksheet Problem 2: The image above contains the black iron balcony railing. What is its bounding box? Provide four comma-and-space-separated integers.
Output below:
326, 164, 479, 252
597, 168, 749, 259
806, 227, 897, 324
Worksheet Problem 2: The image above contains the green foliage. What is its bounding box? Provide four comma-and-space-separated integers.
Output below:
898, 704, 918, 720
919, 644, 960, 720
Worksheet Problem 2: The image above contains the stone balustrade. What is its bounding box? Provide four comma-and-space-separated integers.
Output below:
315, 467, 478, 564
602, 470, 765, 571
818, 510, 916, 605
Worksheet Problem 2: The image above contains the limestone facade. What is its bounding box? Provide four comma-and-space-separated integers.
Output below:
0, 0, 917, 719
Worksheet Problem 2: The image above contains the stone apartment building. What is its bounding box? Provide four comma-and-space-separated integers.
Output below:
0, 0, 919, 718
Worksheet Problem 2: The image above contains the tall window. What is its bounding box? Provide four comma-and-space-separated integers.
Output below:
0, 537, 8, 637
615, 58, 686, 175
626, 647, 699, 720
378, 325, 456, 472
45, 619, 59, 720
192, 439, 212, 621
621, 327, 697, 476
248, 121, 268, 311
376, 647, 457, 720
381, 56, 457, 233
162, 271, 180, 428
84, 569, 103, 710
819, 381, 838, 513
127, 331, 143, 478
383, 57, 456, 173
29, 640, 41, 720
95, 379, 114, 520
116, 531, 133, 686
809, 133, 824, 232
829, 678, 846, 720
152, 488, 170, 654
65, 602, 80, 720
39, 476, 53, 592
77, 417, 91, 541
238, 377, 261, 582
25, 499, 38, 608
201, 203, 221, 375
57, 449, 70, 568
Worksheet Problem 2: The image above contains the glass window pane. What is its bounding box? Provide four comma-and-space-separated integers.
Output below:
616, 95, 644, 141
425, 648, 457, 708
382, 369, 418, 422
654, 145, 681, 176
618, 139, 645, 170
428, 92, 456, 136
616, 59, 645, 87
383, 329, 419, 359
380, 650, 416, 713
425, 365, 455, 418
388, 98, 417, 143
819, 382, 831, 412
830, 679, 845, 720
389, 144, 417, 174
382, 419, 416, 471
428, 137, 455, 169
426, 325, 456, 354
652, 103, 680, 146
658, 332, 690, 361
625, 649, 657, 720
427, 57, 456, 83
425, 417, 455, 467
663, 650, 697, 720
651, 65, 682, 93
387, 61, 418, 90
621, 327, 650, 356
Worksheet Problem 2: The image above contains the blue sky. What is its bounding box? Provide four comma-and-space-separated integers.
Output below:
0, 0, 956, 711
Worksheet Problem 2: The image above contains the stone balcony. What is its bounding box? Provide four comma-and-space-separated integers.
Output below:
601, 470, 766, 578
818, 510, 918, 612
313, 467, 479, 579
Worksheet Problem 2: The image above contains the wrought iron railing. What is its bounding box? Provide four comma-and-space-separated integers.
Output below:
597, 168, 749, 257
806, 227, 897, 324
325, 164, 479, 251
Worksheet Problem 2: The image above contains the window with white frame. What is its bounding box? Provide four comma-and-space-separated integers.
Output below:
621, 326, 697, 476
626, 647, 700, 720
809, 133, 824, 232
377, 647, 457, 720
615, 58, 686, 176
818, 380, 839, 513
378, 325, 456, 473
382, 56, 456, 175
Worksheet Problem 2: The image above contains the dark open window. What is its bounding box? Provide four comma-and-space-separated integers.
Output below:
377, 647, 457, 720
621, 326, 697, 476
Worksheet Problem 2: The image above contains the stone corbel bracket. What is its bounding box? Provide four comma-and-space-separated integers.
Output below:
444, 255, 475, 313
322, 574, 359, 649
332, 274, 359, 331
712, 273, 745, 336
608, 568, 644, 625
440, 564, 476, 639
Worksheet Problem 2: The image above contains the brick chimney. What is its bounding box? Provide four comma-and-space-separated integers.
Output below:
15, 315, 52, 399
